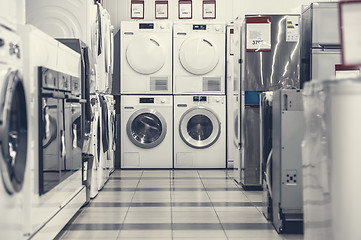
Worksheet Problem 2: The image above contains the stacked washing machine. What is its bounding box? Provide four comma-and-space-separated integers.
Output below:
0, 2, 28, 239
120, 21, 173, 169
173, 22, 226, 168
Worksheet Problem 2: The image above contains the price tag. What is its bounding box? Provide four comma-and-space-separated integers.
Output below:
179, 0, 192, 19
131, 1, 144, 19
335, 64, 360, 78
340, 0, 361, 67
155, 1, 168, 19
246, 16, 271, 52
203, 0, 216, 19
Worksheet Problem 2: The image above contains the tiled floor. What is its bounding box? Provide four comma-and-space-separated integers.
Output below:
57, 170, 303, 240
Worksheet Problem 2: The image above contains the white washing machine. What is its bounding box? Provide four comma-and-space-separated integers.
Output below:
105, 95, 116, 175
121, 95, 173, 168
174, 95, 226, 168
120, 21, 173, 94
19, 25, 84, 239
173, 22, 226, 95
26, 0, 98, 60
89, 94, 100, 198
226, 23, 241, 169
0, 25, 28, 240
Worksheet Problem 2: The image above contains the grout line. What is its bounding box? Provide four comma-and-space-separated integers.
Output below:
198, 170, 229, 240
115, 170, 144, 240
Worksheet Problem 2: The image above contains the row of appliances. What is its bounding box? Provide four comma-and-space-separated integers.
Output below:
119, 21, 226, 95
0, 0, 116, 239
120, 95, 226, 169
26, 0, 117, 200
119, 21, 227, 169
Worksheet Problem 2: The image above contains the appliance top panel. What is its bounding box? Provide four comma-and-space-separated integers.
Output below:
121, 21, 172, 32
174, 23, 225, 35
121, 95, 173, 106
178, 95, 225, 105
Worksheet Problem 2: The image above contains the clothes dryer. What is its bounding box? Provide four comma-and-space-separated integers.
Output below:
121, 95, 173, 168
0, 25, 28, 240
120, 21, 173, 94
174, 95, 226, 168
173, 22, 226, 95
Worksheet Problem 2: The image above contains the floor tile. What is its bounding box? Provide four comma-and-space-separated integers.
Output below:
123, 211, 171, 223
172, 211, 220, 223
225, 229, 281, 238
116, 230, 172, 239
173, 230, 227, 239
60, 230, 119, 239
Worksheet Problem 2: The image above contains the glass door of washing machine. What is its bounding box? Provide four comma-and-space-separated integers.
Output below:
0, 70, 28, 194
179, 107, 221, 149
126, 109, 167, 149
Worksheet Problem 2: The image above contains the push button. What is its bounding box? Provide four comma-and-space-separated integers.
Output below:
0, 38, 4, 47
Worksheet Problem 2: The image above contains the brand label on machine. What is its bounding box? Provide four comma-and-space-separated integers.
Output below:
246, 16, 271, 52
286, 16, 300, 42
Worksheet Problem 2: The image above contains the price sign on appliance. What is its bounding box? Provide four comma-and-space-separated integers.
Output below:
203, 0, 216, 19
131, 0, 144, 19
246, 16, 271, 52
339, 0, 361, 67
179, 0, 192, 19
155, 0, 168, 19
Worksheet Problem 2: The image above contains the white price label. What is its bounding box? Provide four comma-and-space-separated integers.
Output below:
203, 3, 216, 19
179, 2, 192, 19
246, 19, 271, 52
131, 3, 144, 19
156, 3, 168, 19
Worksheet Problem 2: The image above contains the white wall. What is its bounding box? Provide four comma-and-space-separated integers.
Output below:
104, 0, 339, 32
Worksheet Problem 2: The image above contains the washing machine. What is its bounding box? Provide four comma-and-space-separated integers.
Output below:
174, 95, 226, 168
0, 25, 28, 240
120, 21, 173, 94
89, 94, 100, 198
121, 95, 173, 168
105, 95, 116, 175
26, 0, 98, 60
173, 22, 226, 95
19, 25, 84, 239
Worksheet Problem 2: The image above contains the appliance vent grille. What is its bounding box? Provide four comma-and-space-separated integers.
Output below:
203, 77, 221, 92
150, 77, 168, 91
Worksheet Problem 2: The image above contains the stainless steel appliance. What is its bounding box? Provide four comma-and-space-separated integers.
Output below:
238, 15, 300, 189
300, 2, 341, 87
272, 89, 304, 233
38, 67, 81, 195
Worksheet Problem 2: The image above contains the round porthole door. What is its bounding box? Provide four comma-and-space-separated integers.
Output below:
127, 109, 167, 149
179, 37, 219, 75
0, 69, 28, 194
126, 37, 165, 75
179, 107, 221, 149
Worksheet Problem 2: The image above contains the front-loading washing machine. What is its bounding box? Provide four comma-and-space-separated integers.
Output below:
0, 24, 28, 240
174, 95, 226, 168
173, 22, 226, 95
121, 95, 173, 168
105, 95, 116, 175
120, 21, 173, 94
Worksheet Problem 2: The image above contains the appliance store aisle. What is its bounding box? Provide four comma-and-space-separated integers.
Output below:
57, 170, 301, 240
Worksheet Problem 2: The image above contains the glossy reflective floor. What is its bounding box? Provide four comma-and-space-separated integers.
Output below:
57, 170, 303, 240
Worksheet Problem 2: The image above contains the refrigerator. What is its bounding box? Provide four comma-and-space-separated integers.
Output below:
303, 77, 361, 240
238, 14, 300, 189
300, 2, 341, 87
